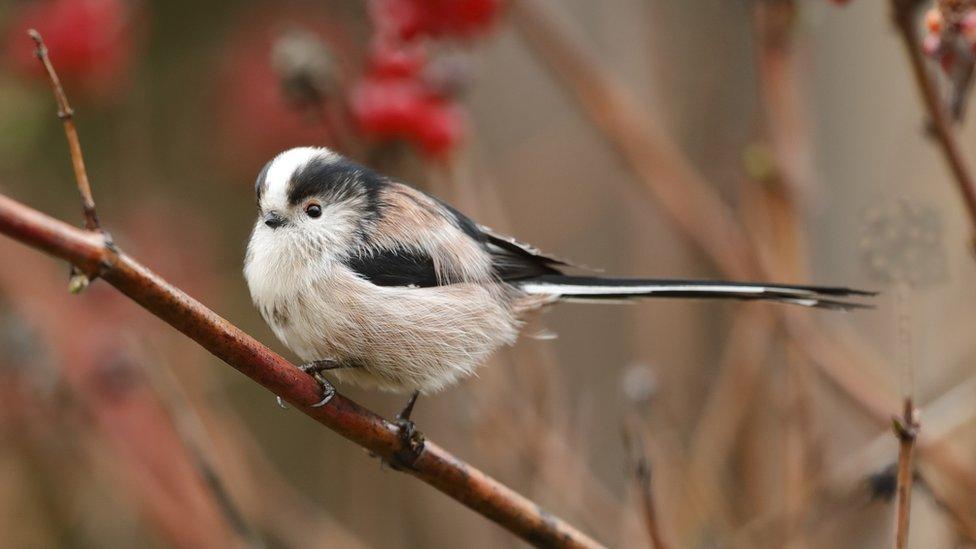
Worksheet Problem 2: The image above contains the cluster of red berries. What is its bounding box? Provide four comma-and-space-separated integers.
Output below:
922, 5, 976, 73
5, 0, 136, 100
349, 0, 504, 158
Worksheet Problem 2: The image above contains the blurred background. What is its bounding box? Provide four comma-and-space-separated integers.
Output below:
1, 0, 975, 547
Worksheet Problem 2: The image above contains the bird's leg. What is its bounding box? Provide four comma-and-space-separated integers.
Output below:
389, 390, 424, 469
298, 358, 355, 375
277, 359, 358, 409
397, 390, 421, 422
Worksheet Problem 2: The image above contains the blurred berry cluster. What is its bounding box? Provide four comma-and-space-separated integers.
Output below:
350, 0, 504, 158
2, 0, 503, 165
4, 0, 137, 100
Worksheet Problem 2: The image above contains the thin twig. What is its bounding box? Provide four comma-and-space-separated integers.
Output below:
889, 1, 976, 251
893, 398, 919, 549
28, 30, 100, 233
623, 416, 670, 549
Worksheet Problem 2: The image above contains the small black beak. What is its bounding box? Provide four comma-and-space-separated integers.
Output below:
263, 211, 286, 229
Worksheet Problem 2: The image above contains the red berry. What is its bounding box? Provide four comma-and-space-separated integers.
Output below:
367, 39, 427, 78
349, 76, 428, 137
412, 100, 464, 156
369, 0, 428, 41
437, 0, 502, 38
961, 10, 976, 47
349, 74, 464, 157
370, 0, 503, 41
925, 8, 944, 35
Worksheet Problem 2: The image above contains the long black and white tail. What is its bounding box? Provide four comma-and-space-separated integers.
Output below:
515, 275, 875, 310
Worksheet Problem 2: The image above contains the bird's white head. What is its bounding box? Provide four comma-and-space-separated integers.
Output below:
244, 146, 390, 299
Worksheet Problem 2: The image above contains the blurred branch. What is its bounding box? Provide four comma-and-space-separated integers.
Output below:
623, 416, 671, 549
753, 0, 816, 199
145, 352, 264, 548
510, 0, 897, 417
510, 0, 760, 280
0, 194, 601, 548
889, 1, 976, 251
892, 398, 919, 549
28, 30, 100, 233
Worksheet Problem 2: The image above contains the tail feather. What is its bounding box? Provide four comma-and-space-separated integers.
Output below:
515, 275, 875, 310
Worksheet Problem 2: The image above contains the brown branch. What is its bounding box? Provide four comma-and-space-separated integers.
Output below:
28, 30, 100, 233
0, 192, 601, 548
889, 1, 976, 250
893, 398, 919, 549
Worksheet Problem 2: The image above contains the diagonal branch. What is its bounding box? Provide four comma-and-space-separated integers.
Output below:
0, 193, 602, 549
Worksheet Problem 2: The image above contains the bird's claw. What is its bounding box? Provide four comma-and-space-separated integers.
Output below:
275, 366, 337, 409
308, 371, 335, 408
310, 372, 336, 407
388, 417, 425, 470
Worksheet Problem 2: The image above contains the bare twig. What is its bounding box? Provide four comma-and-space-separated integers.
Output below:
623, 417, 670, 549
889, 1, 976, 250
893, 398, 919, 549
28, 30, 100, 233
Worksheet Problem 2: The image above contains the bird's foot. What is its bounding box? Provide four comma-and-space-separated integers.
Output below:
276, 360, 344, 409
389, 391, 424, 470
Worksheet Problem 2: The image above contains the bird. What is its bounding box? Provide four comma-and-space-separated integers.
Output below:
244, 146, 873, 426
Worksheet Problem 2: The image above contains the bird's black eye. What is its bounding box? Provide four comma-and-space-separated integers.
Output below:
305, 203, 322, 218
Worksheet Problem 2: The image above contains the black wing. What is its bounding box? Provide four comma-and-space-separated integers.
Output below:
344, 248, 441, 288
343, 235, 566, 287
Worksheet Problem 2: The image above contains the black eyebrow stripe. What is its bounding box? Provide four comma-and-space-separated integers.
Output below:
287, 157, 387, 207
255, 160, 272, 203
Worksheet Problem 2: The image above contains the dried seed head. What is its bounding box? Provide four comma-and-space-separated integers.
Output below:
271, 27, 337, 112
859, 198, 948, 288
620, 363, 659, 407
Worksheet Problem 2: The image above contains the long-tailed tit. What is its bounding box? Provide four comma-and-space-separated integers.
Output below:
244, 147, 872, 418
